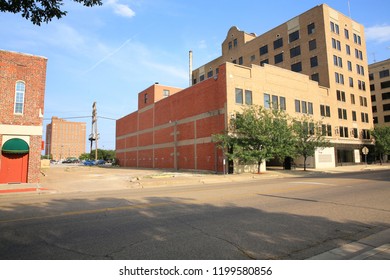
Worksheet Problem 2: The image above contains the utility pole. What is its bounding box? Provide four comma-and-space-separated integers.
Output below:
89, 102, 99, 161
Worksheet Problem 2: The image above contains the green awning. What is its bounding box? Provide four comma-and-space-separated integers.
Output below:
2, 138, 29, 154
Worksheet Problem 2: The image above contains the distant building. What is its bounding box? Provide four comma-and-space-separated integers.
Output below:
45, 117, 86, 161
369, 58, 390, 127
0, 50, 47, 183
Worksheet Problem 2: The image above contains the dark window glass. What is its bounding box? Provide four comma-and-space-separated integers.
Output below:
373, 117, 378, 124
289, 30, 300, 43
344, 29, 349, 39
369, 73, 374, 80
259, 45, 268, 56
290, 46, 301, 58
273, 37, 283, 49
371, 95, 376, 102
310, 56, 318, 68
295, 99, 301, 112
379, 69, 390, 78
311, 73, 319, 82
207, 70, 213, 78
238, 56, 243, 65
308, 23, 315, 34
200, 74, 204, 81
383, 104, 390, 111
291, 62, 302, 72
382, 92, 390, 100
370, 84, 375, 91
280, 96, 286, 110
352, 111, 357, 121
384, 115, 390, 122
260, 59, 269, 66
381, 81, 390, 89
309, 39, 317, 51
274, 53, 283, 64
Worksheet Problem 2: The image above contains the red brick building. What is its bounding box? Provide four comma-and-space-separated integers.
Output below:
0, 50, 47, 183
116, 69, 227, 173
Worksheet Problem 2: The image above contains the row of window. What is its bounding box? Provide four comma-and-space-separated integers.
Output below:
332, 38, 363, 61
336, 90, 368, 107
264, 94, 286, 110
295, 99, 314, 114
374, 115, 390, 123
370, 69, 390, 80
336, 126, 370, 139
371, 92, 390, 102
235, 88, 253, 105
370, 81, 390, 91
330, 21, 362, 46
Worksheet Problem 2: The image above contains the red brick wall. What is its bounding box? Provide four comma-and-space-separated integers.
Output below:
0, 50, 47, 183
116, 64, 228, 172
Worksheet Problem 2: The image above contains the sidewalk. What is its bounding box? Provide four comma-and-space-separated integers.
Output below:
307, 228, 390, 260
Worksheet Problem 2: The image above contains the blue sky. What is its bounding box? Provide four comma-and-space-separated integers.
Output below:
1, 0, 390, 151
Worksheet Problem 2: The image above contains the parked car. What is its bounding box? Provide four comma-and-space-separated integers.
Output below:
96, 159, 106, 165
83, 160, 95, 166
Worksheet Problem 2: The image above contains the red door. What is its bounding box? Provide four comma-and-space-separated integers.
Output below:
0, 153, 29, 183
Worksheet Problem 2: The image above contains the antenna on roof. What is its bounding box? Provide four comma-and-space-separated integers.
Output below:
348, 0, 352, 18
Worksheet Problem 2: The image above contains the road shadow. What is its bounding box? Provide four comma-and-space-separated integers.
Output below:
0, 195, 387, 260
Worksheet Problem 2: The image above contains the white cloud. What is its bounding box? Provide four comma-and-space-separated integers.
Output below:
107, 0, 136, 18
365, 24, 390, 43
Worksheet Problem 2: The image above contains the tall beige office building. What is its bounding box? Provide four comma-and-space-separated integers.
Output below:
45, 117, 86, 160
192, 4, 373, 166
369, 58, 390, 127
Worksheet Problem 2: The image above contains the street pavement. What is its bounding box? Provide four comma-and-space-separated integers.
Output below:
1, 163, 389, 260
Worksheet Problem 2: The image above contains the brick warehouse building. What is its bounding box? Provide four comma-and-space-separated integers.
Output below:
0, 50, 47, 183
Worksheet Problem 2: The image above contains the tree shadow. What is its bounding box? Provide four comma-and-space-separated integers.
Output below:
0, 195, 387, 260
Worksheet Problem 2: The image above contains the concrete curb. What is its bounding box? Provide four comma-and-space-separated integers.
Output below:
307, 228, 390, 260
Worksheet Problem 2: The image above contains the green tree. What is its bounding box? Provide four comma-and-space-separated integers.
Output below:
0, 0, 102, 25
292, 116, 330, 171
371, 126, 390, 164
213, 105, 295, 173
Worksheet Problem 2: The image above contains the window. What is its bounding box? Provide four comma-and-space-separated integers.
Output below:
235, 88, 243, 104
381, 81, 390, 89
346, 44, 351, 55
250, 55, 256, 62
259, 45, 268, 56
228, 41, 232, 50
337, 90, 346, 102
347, 61, 352, 71
290, 46, 301, 58
320, 105, 331, 117
332, 38, 341, 50
382, 92, 390, 100
289, 30, 300, 43
383, 104, 390, 111
335, 72, 344, 84
280, 96, 286, 110
330, 21, 339, 34
274, 53, 283, 64
322, 124, 332, 136
349, 77, 354, 87
358, 80, 366, 91
301, 101, 307, 114
356, 64, 364, 76
245, 90, 252, 105
272, 95, 279, 109
338, 108, 347, 120
355, 49, 363, 60
309, 39, 317, 51
14, 81, 25, 114
344, 28, 349, 39
308, 102, 313, 115
353, 128, 358, 138
359, 96, 368, 107
200, 74, 205, 81
369, 73, 374, 80
238, 56, 243, 65
295, 99, 301, 113
207, 70, 213, 78
353, 33, 362, 45
310, 56, 318, 68
372, 106, 377, 113
308, 23, 315, 34
273, 37, 283, 49
233, 38, 237, 47
362, 129, 370, 140
291, 62, 302, 72
333, 55, 343, 67
260, 59, 269, 66
163, 89, 170, 97
379, 69, 390, 78
352, 111, 357, 121
144, 93, 148, 103
370, 84, 375, 91
350, 94, 355, 104
311, 73, 319, 82
264, 93, 271, 108
373, 117, 378, 124
385, 115, 390, 122
371, 95, 376, 102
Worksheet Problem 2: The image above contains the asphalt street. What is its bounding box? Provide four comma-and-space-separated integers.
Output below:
0, 169, 389, 259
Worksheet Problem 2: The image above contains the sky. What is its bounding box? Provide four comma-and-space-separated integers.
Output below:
1, 0, 390, 152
